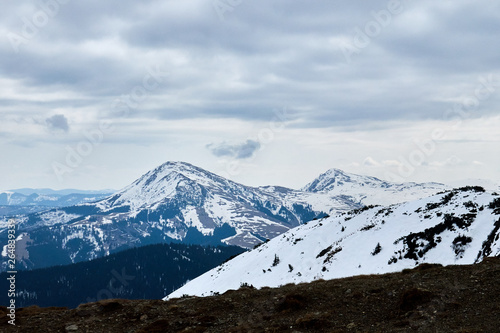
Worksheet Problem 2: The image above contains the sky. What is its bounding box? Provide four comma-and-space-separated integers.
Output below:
1, 0, 499, 191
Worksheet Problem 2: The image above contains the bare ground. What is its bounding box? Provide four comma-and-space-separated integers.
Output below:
2, 257, 500, 332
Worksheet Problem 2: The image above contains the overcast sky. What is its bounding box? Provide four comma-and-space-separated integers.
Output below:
1, 0, 499, 191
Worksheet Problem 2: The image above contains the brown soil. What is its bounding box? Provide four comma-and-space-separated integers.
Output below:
2, 257, 500, 332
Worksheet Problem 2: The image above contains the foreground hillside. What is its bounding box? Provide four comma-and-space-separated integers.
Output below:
3, 257, 499, 332
169, 187, 500, 298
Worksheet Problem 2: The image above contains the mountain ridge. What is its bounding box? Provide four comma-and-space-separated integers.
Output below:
0, 161, 451, 272
167, 186, 500, 299
301, 167, 447, 207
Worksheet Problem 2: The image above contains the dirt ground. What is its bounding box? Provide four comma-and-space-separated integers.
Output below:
2, 257, 499, 332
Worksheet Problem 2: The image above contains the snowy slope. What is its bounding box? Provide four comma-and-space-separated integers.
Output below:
166, 187, 500, 298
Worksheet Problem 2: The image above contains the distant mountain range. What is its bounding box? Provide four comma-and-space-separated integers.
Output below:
167, 186, 500, 298
1, 161, 450, 271
4, 188, 114, 196
0, 189, 113, 216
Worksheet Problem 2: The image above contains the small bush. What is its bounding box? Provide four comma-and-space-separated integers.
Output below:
488, 198, 500, 214
452, 235, 473, 256
388, 257, 398, 265
272, 254, 280, 267
456, 186, 485, 193
239, 282, 254, 289
371, 243, 382, 256
360, 224, 375, 231
350, 205, 379, 215
464, 201, 477, 209
323, 247, 342, 264
426, 192, 455, 210
316, 246, 333, 259
476, 218, 500, 260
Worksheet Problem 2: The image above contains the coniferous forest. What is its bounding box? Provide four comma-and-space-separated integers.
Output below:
0, 243, 244, 309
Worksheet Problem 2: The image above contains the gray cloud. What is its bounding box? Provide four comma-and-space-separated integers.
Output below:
2, 0, 500, 190
207, 140, 261, 159
46, 114, 69, 132
1, 0, 499, 130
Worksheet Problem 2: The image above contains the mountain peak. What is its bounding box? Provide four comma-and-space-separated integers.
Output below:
135, 161, 227, 188
301, 167, 448, 206
321, 168, 360, 180
154, 161, 205, 175
159, 161, 197, 169
104, 161, 229, 211
302, 168, 387, 193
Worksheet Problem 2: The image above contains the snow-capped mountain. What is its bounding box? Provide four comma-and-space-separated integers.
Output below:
0, 162, 326, 271
76, 161, 329, 247
302, 168, 448, 208
0, 162, 449, 272
167, 186, 500, 298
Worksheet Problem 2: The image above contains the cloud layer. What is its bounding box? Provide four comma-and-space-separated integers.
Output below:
0, 0, 499, 189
